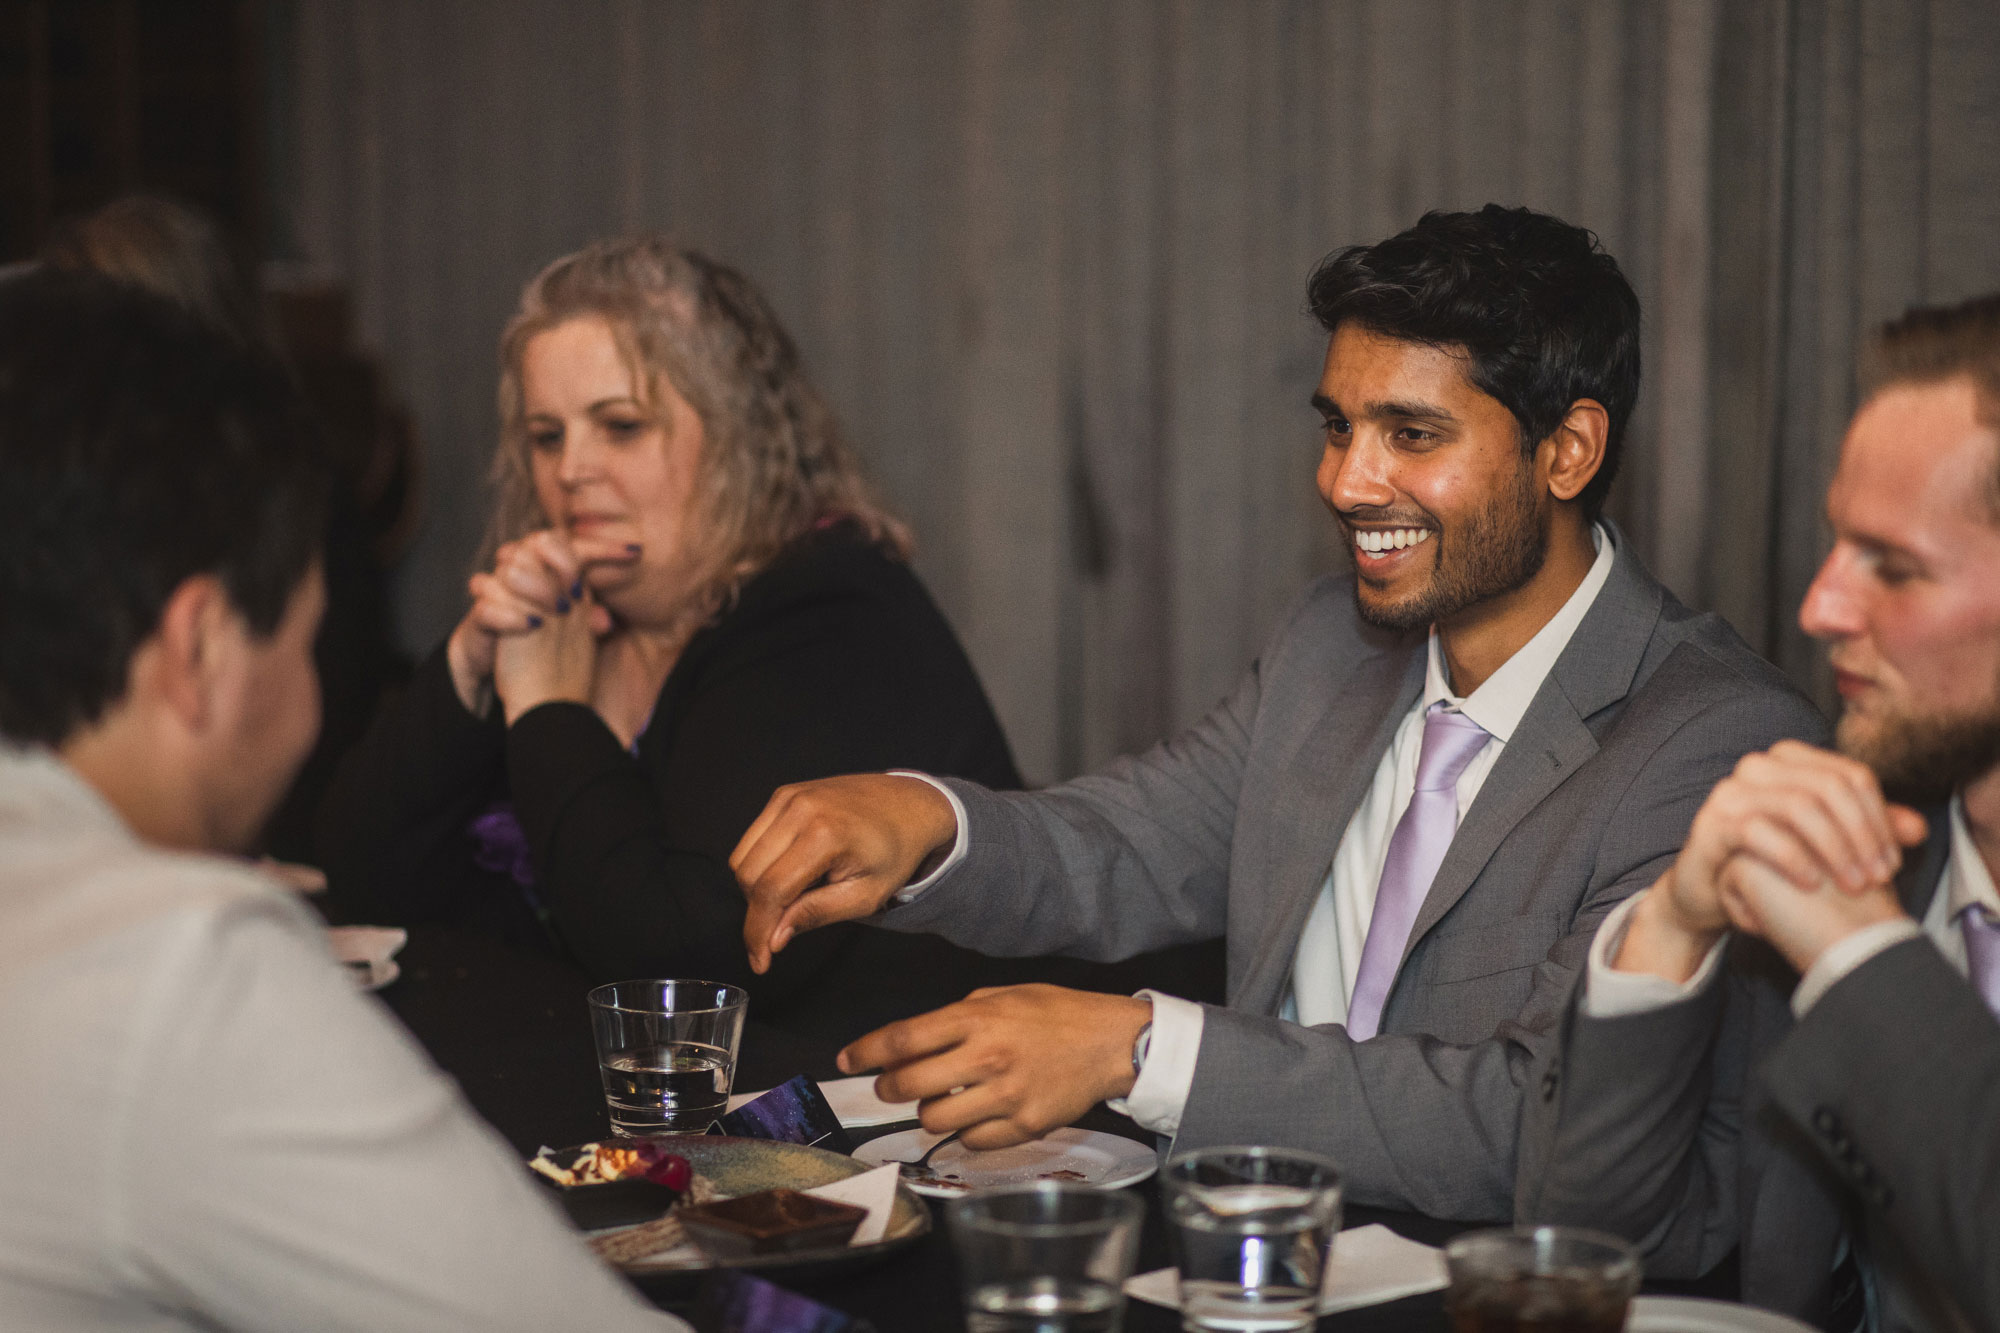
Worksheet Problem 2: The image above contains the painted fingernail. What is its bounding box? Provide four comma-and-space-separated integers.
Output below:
527, 614, 543, 628
554, 596, 569, 614
625, 542, 642, 553
570, 578, 583, 599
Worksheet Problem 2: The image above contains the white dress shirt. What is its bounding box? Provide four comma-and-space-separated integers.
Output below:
0, 743, 682, 1332
907, 525, 1616, 1135
1583, 796, 2000, 1019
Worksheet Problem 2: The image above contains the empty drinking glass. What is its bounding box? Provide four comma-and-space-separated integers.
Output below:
947, 1182, 1144, 1333
1163, 1145, 1344, 1332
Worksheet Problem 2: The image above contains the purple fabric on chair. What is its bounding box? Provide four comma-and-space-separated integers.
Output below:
468, 801, 536, 889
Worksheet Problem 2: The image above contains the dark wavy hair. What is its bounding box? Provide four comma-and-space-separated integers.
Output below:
1306, 204, 1641, 519
0, 269, 328, 746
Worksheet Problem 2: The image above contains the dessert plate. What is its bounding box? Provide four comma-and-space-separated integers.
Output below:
573, 1136, 930, 1292
854, 1126, 1157, 1197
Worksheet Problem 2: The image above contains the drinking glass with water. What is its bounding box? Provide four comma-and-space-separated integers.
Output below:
947, 1182, 1143, 1333
586, 979, 747, 1135
1163, 1145, 1343, 1332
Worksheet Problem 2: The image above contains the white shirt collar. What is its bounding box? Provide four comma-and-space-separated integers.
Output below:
0, 740, 133, 842
1945, 796, 2000, 920
1423, 523, 1616, 744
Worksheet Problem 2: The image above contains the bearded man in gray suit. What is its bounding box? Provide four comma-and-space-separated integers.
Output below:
731, 205, 1823, 1221
1520, 296, 2000, 1331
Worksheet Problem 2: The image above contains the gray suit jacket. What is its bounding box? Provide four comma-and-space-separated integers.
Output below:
1519, 814, 2000, 1332
884, 533, 1825, 1220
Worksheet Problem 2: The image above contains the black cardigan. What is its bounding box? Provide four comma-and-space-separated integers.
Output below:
318, 524, 1218, 1039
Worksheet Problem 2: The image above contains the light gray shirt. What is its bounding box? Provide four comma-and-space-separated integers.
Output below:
0, 744, 683, 1332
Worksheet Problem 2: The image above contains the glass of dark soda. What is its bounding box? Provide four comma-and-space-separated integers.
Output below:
1443, 1227, 1640, 1333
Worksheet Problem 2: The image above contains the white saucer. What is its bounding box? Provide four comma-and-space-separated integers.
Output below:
853, 1126, 1158, 1197
1628, 1296, 1819, 1333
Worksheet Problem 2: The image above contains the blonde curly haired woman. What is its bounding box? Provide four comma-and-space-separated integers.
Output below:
317, 238, 1049, 1035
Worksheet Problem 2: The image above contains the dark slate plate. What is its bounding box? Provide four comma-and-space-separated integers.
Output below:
572, 1135, 930, 1294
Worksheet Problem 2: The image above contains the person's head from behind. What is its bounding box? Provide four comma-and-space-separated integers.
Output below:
41, 193, 272, 352
1306, 204, 1640, 630
489, 235, 907, 632
0, 270, 328, 852
1799, 294, 2000, 805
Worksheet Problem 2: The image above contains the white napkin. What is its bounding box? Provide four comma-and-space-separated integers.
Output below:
801, 1163, 900, 1246
726, 1074, 919, 1128
1124, 1223, 1447, 1315
327, 926, 407, 991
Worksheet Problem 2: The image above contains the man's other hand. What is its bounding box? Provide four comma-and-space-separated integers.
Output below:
837, 986, 1152, 1150
731, 773, 960, 974
1615, 740, 1927, 982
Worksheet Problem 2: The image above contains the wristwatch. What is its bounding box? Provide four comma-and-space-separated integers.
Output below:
1130, 1020, 1153, 1078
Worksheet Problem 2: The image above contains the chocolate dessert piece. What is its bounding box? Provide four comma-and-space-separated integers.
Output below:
677, 1188, 868, 1260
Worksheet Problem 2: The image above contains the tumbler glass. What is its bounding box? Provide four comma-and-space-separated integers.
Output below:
1442, 1226, 1642, 1333
586, 979, 747, 1135
947, 1182, 1144, 1332
1162, 1145, 1344, 1332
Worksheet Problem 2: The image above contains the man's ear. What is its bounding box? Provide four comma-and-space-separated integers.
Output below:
146, 575, 234, 734
1542, 398, 1610, 503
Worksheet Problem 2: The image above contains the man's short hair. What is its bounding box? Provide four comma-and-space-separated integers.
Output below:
1865, 293, 2000, 522
1306, 204, 1642, 519
1865, 292, 2000, 423
0, 268, 328, 746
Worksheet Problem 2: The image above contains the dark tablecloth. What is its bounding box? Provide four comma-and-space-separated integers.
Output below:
377, 926, 1730, 1331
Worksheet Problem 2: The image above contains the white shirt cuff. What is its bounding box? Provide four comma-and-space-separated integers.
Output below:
886, 771, 967, 903
1581, 890, 1729, 1018
1790, 918, 1924, 1018
1105, 990, 1202, 1135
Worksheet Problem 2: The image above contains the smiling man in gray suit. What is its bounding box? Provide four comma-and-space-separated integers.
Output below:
731, 205, 1824, 1221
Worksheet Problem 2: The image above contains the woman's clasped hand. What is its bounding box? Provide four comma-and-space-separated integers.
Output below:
450, 529, 634, 724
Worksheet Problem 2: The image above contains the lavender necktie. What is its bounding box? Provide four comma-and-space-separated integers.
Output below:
1345, 703, 1492, 1041
1959, 905, 2000, 1019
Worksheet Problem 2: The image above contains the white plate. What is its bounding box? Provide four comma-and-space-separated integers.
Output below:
853, 1127, 1157, 1197
1628, 1296, 1818, 1333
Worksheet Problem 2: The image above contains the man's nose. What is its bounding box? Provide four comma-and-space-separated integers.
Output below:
1319, 436, 1396, 512
1800, 544, 1866, 641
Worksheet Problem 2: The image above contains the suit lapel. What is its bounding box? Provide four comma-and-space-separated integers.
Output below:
1897, 806, 1951, 919
1235, 639, 1425, 1015
1399, 696, 1599, 958
1398, 532, 1665, 965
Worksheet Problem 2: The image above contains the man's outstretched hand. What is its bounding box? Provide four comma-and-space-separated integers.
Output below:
838, 985, 1152, 1150
731, 773, 960, 974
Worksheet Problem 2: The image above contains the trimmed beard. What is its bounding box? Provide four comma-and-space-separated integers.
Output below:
1839, 690, 2000, 807
1353, 459, 1550, 633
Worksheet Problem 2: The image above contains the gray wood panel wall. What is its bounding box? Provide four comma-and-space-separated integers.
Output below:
288, 0, 2000, 784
